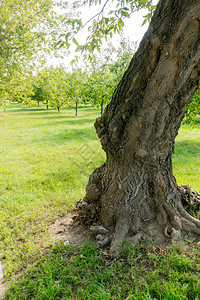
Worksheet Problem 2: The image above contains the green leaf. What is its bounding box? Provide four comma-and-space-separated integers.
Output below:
65, 32, 71, 42
72, 38, 79, 46
121, 10, 130, 18
142, 18, 147, 26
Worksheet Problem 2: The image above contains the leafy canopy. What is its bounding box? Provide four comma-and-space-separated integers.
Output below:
59, 0, 157, 55
0, 0, 68, 103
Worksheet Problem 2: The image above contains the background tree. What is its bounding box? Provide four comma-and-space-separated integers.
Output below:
99, 35, 138, 82
0, 0, 70, 104
45, 67, 69, 112
75, 0, 200, 254
66, 69, 87, 116
31, 69, 52, 108
84, 35, 136, 115
184, 88, 200, 122
3, 70, 34, 105
86, 70, 116, 115
30, 66, 70, 111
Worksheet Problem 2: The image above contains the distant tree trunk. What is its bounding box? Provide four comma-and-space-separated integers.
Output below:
47, 104, 49, 109
75, 101, 78, 116
101, 101, 104, 116
57, 106, 60, 112
46, 100, 49, 109
76, 0, 200, 254
37, 100, 40, 106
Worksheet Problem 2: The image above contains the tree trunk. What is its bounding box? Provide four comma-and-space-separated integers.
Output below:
57, 106, 60, 112
101, 101, 104, 116
75, 101, 78, 116
76, 0, 200, 253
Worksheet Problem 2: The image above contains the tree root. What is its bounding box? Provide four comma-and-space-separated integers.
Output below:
179, 185, 200, 211
74, 182, 200, 254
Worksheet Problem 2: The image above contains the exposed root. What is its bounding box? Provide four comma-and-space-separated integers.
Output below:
164, 227, 181, 241
110, 218, 129, 255
76, 199, 98, 225
90, 225, 111, 247
90, 225, 109, 234
75, 178, 200, 255
76, 163, 106, 226
179, 185, 200, 210
129, 232, 143, 244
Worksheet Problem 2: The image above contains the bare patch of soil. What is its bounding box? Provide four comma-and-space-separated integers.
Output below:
0, 283, 6, 300
49, 211, 92, 246
0, 211, 90, 300
0, 261, 6, 300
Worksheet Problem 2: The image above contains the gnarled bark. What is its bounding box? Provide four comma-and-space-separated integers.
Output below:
76, 0, 200, 253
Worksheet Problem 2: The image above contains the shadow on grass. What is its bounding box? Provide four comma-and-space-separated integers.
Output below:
7, 107, 100, 124
6, 104, 100, 115
29, 128, 99, 144
6, 106, 51, 113
174, 140, 200, 156
6, 241, 200, 300
35, 118, 97, 128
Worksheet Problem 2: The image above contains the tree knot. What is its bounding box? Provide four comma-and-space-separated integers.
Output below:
164, 227, 181, 241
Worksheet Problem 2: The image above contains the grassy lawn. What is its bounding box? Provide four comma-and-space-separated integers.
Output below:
173, 125, 200, 191
0, 103, 200, 299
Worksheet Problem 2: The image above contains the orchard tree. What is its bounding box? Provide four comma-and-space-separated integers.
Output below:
85, 36, 137, 115
98, 35, 138, 82
47, 67, 69, 112
87, 71, 116, 116
0, 0, 50, 101
0, 0, 70, 103
31, 70, 52, 108
74, 0, 200, 253
66, 70, 87, 116
184, 88, 200, 122
31, 67, 69, 111
4, 71, 34, 105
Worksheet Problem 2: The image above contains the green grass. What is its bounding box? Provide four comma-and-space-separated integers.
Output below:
173, 125, 200, 191
0, 103, 105, 278
6, 241, 200, 299
0, 103, 200, 299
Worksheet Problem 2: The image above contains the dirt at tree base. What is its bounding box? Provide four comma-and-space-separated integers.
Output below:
0, 284, 6, 300
75, 183, 200, 254
49, 211, 92, 246
49, 185, 200, 252
48, 185, 200, 252
0, 261, 6, 300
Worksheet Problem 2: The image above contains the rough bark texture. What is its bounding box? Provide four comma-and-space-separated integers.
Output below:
76, 0, 200, 253
101, 101, 104, 116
